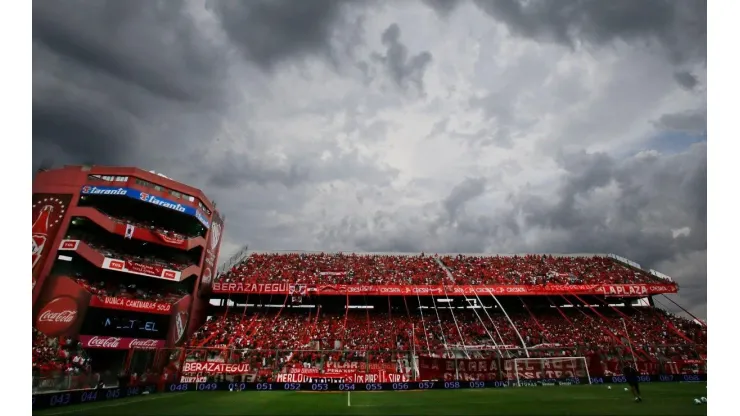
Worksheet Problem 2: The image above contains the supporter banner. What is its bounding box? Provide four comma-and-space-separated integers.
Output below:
182, 362, 251, 374
79, 185, 210, 228
154, 231, 186, 247
276, 371, 409, 383
88, 296, 172, 314
211, 282, 678, 297
102, 257, 182, 282
180, 376, 208, 383
418, 357, 589, 381
78, 335, 166, 350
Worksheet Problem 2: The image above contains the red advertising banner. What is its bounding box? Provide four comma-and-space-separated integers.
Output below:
211, 282, 677, 297
34, 276, 92, 338
78, 335, 166, 350
102, 258, 181, 281
154, 231, 186, 247
88, 296, 172, 314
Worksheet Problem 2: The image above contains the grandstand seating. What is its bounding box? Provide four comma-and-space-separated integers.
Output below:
216, 253, 666, 286
186, 306, 705, 368
74, 276, 187, 304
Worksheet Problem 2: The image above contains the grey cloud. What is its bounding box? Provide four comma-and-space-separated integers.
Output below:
370, 23, 433, 93
443, 177, 487, 222
211, 0, 358, 70
674, 71, 699, 90
32, 0, 231, 170
469, 0, 706, 65
653, 110, 707, 135
318, 144, 706, 315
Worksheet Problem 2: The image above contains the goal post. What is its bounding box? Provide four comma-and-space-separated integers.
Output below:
513, 357, 592, 386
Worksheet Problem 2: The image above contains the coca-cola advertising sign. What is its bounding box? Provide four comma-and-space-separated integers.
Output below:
32, 194, 72, 288
78, 335, 165, 350
36, 296, 79, 336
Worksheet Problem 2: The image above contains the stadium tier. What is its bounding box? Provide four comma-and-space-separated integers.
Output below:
31, 167, 705, 411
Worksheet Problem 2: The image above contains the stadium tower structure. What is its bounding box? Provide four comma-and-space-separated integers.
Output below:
32, 165, 224, 389
167, 251, 705, 385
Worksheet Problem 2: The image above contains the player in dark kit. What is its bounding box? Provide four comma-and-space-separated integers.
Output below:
622, 365, 642, 402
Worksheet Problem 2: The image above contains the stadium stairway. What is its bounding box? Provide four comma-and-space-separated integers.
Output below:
435, 257, 456, 283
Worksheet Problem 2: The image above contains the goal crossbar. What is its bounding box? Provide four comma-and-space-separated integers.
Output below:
513, 357, 592, 386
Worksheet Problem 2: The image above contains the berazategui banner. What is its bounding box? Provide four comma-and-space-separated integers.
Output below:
211, 282, 677, 297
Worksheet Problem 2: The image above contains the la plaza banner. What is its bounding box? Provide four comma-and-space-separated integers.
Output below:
211, 282, 678, 297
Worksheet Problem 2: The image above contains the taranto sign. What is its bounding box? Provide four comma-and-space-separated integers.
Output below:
210, 282, 677, 297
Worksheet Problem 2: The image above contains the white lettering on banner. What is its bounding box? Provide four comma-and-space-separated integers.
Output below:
379, 287, 401, 293
605, 285, 648, 296
128, 339, 161, 349
38, 309, 76, 323
144, 195, 187, 213
182, 362, 250, 374
505, 287, 526, 293
213, 283, 288, 293
101, 297, 170, 312
86, 336, 122, 348
81, 186, 127, 196
180, 376, 208, 383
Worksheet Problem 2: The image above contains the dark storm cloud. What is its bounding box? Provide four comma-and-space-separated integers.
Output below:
211, 0, 358, 70
674, 71, 699, 90
319, 144, 706, 313
370, 24, 433, 93
32, 0, 231, 170
443, 177, 487, 221
425, 0, 706, 65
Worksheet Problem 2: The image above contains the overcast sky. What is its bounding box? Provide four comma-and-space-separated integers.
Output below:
32, 0, 707, 319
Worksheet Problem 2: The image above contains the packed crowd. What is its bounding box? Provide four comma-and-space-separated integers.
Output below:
215, 252, 668, 287
440, 254, 666, 285
105, 212, 191, 240
67, 230, 193, 271
32, 329, 91, 379
74, 276, 188, 304
188, 306, 705, 363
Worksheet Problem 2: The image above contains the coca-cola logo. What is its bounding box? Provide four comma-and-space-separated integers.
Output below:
128, 338, 160, 349
35, 296, 79, 336
85, 336, 122, 349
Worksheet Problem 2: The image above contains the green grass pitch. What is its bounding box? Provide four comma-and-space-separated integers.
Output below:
33, 383, 708, 416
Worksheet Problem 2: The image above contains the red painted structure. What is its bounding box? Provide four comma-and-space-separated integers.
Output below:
32, 165, 224, 347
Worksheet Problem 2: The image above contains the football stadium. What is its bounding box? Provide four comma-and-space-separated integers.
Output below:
31, 166, 707, 415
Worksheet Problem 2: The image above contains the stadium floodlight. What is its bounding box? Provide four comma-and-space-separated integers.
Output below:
513, 357, 591, 387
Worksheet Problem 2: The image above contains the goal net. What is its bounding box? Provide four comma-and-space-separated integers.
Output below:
512, 357, 591, 386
